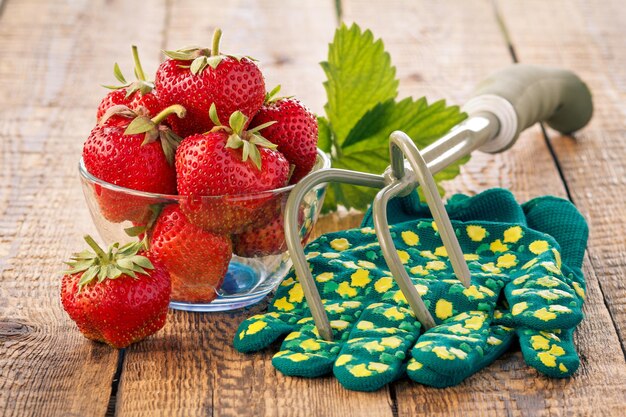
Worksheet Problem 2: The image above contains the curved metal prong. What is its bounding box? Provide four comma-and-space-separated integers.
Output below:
389, 131, 472, 288
373, 180, 437, 329
284, 168, 386, 341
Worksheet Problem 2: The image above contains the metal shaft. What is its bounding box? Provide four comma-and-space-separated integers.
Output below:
284, 112, 500, 341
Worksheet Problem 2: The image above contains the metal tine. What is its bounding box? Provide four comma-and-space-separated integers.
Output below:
373, 181, 437, 329
388, 131, 472, 289
284, 168, 386, 342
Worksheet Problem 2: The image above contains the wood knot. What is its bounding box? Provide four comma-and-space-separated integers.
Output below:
0, 319, 34, 339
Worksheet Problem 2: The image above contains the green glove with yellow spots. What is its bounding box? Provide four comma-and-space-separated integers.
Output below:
233, 189, 588, 391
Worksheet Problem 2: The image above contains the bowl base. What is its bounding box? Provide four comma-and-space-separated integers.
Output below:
169, 291, 270, 312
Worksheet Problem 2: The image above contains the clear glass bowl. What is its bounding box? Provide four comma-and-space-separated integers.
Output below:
78, 150, 330, 312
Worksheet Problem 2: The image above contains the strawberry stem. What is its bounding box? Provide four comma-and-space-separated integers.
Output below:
83, 235, 107, 260
132, 45, 147, 81
211, 28, 223, 57
151, 104, 187, 125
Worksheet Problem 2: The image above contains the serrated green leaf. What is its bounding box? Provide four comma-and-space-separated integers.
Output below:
322, 97, 467, 213
321, 23, 398, 147
317, 116, 332, 153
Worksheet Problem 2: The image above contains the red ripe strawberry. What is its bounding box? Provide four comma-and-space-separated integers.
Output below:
83, 105, 186, 223
149, 205, 232, 303
176, 108, 290, 233
249, 86, 318, 183
155, 29, 265, 137
97, 46, 163, 122
60, 236, 171, 348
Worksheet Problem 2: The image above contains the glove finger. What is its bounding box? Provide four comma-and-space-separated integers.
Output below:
234, 311, 302, 352
522, 196, 588, 270
272, 300, 364, 378
518, 327, 580, 377
407, 322, 515, 388
408, 311, 491, 378
505, 252, 583, 330
333, 302, 421, 391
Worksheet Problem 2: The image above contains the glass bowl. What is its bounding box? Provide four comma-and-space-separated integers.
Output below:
78, 149, 330, 312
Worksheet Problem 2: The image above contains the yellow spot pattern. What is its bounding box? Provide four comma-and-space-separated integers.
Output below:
497, 253, 518, 268
464, 314, 485, 330
529, 240, 549, 255
288, 284, 304, 303
336, 355, 352, 366
503, 226, 523, 243
350, 269, 371, 288
407, 360, 423, 371
357, 260, 377, 269
559, 363, 568, 372
274, 297, 295, 311
464, 254, 479, 261
337, 282, 357, 298
397, 250, 410, 264
316, 272, 334, 282
432, 346, 456, 360
401, 230, 420, 246
435, 299, 454, 320
287, 353, 310, 362
533, 308, 557, 321
434, 246, 448, 257
357, 321, 374, 331
375, 277, 393, 293
481, 262, 501, 274
512, 302, 528, 316
463, 286, 486, 300
467, 225, 487, 242
410, 265, 428, 276
427, 260, 447, 271
300, 339, 321, 351
383, 307, 406, 321
530, 335, 550, 350
322, 252, 340, 259
330, 238, 351, 251
349, 364, 372, 377
537, 351, 556, 367
490, 239, 509, 253
246, 320, 267, 335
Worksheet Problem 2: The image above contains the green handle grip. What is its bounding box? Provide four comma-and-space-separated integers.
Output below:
471, 64, 593, 152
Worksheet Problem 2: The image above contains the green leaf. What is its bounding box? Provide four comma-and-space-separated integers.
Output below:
322, 97, 467, 213
317, 116, 332, 153
321, 23, 398, 147
113, 63, 127, 84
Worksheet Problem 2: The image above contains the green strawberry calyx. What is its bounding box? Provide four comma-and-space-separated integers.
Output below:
63, 235, 154, 292
102, 45, 155, 98
264, 85, 293, 104
208, 103, 277, 170
100, 104, 187, 166
162, 28, 254, 75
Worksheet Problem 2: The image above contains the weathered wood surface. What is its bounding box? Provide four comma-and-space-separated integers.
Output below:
0, 0, 624, 416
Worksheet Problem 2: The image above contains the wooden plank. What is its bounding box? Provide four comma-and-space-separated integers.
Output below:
0, 0, 167, 416
342, 0, 626, 416
498, 0, 626, 353
116, 1, 394, 416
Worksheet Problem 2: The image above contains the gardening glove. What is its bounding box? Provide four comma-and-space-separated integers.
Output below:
234, 189, 588, 390
364, 188, 589, 379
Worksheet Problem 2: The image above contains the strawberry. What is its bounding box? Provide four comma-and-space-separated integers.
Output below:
176, 107, 290, 233
233, 205, 312, 258
60, 236, 171, 349
156, 29, 265, 137
249, 86, 318, 183
83, 104, 186, 223
97, 45, 162, 122
149, 205, 232, 303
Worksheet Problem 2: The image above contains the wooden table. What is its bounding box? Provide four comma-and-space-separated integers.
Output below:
1, 0, 625, 416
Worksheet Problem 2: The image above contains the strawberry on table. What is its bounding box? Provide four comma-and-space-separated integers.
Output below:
83, 104, 186, 223
149, 205, 232, 303
176, 106, 290, 234
249, 86, 318, 183
156, 29, 265, 137
97, 45, 163, 122
60, 236, 171, 349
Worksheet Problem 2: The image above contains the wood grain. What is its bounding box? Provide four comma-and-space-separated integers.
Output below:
342, 0, 626, 416
0, 0, 169, 416
115, 1, 395, 416
498, 0, 626, 354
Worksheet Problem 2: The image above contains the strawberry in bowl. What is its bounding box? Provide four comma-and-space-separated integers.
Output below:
78, 30, 329, 311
